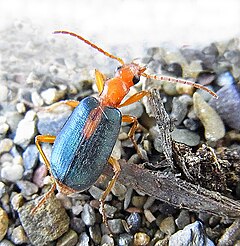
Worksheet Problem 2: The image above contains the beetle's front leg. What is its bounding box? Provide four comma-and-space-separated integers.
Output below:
43, 100, 80, 112
99, 156, 121, 228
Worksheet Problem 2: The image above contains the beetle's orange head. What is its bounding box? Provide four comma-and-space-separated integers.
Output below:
114, 63, 146, 88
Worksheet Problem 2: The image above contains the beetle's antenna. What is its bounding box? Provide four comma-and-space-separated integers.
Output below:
142, 72, 218, 98
54, 31, 125, 65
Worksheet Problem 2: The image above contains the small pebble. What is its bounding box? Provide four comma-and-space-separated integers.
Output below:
132, 196, 147, 209
171, 128, 200, 146
134, 232, 150, 246
88, 185, 112, 201
118, 233, 133, 246
16, 180, 38, 196
143, 197, 155, 210
175, 210, 190, 230
1, 162, 24, 182
0, 85, 8, 102
32, 164, 48, 187
56, 193, 72, 210
193, 92, 225, 142
111, 182, 127, 199
159, 216, 176, 235
169, 221, 214, 246
81, 203, 96, 226
209, 83, 240, 130
13, 110, 37, 149
0, 239, 14, 246
70, 217, 85, 234
56, 229, 78, 246
16, 102, 26, 114
10, 193, 24, 211
31, 91, 44, 107
170, 95, 192, 125
163, 82, 177, 96
0, 122, 9, 137
77, 232, 90, 246
89, 224, 101, 245
37, 104, 72, 135
0, 139, 13, 155
124, 187, 133, 210
144, 209, 156, 223
176, 83, 194, 96
40, 88, 65, 105
127, 213, 141, 233
18, 193, 70, 246
108, 219, 124, 234
0, 207, 8, 241
23, 144, 39, 170
11, 226, 28, 245
101, 234, 115, 246
0, 182, 6, 198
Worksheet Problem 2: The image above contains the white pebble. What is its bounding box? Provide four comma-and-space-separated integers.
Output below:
16, 103, 26, 114
0, 85, 8, 102
1, 162, 24, 182
0, 139, 13, 154
13, 111, 37, 149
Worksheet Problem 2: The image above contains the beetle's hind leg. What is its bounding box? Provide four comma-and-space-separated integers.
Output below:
31, 135, 57, 214
99, 156, 121, 229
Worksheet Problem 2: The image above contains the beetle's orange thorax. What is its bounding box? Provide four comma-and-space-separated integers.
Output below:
99, 63, 143, 107
100, 77, 130, 107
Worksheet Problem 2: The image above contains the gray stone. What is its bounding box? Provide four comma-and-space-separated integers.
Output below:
81, 203, 96, 226
160, 216, 176, 235
18, 193, 70, 246
175, 210, 190, 230
108, 219, 124, 234
169, 221, 214, 246
0, 239, 14, 246
37, 104, 72, 136
171, 128, 200, 146
118, 233, 133, 246
89, 224, 102, 245
56, 230, 78, 246
77, 232, 90, 246
16, 180, 38, 196
10, 225, 28, 245
23, 144, 39, 170
101, 234, 114, 246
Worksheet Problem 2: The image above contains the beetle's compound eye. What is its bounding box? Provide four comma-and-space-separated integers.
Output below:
132, 75, 140, 84
115, 66, 123, 72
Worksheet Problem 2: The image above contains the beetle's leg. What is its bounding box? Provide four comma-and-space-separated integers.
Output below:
99, 156, 121, 226
95, 69, 106, 94
35, 135, 56, 170
31, 182, 56, 214
31, 135, 57, 214
118, 90, 149, 108
121, 115, 144, 158
44, 100, 80, 112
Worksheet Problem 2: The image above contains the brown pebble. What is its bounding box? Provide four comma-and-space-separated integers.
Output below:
134, 232, 150, 246
0, 207, 8, 241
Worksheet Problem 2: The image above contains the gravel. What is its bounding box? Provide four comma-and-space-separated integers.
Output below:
1, 20, 240, 245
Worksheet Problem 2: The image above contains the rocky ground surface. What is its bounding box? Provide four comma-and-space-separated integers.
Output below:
0, 20, 240, 245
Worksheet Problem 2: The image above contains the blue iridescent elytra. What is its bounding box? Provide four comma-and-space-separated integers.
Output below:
50, 96, 122, 191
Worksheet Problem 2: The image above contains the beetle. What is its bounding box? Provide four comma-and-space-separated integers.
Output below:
32, 31, 218, 225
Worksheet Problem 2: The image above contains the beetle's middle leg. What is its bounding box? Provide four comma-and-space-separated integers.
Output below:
121, 115, 144, 159
31, 135, 57, 214
99, 156, 121, 227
